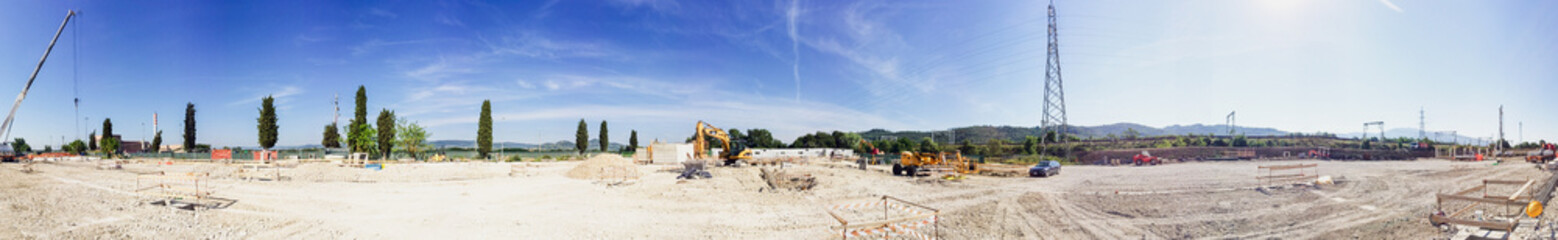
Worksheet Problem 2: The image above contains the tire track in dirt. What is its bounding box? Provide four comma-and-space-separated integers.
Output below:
996, 197, 1045, 238
1037, 191, 1160, 239
1229, 174, 1423, 239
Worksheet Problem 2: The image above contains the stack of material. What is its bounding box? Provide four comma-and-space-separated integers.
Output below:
566, 154, 642, 180
760, 167, 816, 191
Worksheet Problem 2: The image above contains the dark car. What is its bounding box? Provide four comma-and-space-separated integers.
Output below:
1029, 160, 1061, 177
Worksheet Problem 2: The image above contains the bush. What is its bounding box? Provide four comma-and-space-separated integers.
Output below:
506, 155, 523, 162
541, 155, 552, 161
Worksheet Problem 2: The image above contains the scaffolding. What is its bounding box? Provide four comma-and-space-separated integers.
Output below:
1429, 178, 1539, 232
825, 195, 940, 239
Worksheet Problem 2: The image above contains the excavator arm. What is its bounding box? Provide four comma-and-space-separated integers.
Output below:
694, 121, 751, 165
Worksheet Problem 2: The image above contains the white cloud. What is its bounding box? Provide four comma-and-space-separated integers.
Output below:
543, 80, 561, 90
483, 32, 617, 60
228, 85, 303, 107
787, 0, 802, 102
403, 56, 477, 82
435, 14, 465, 26
352, 39, 442, 56
1379, 0, 1404, 13
609, 0, 681, 13
515, 80, 536, 89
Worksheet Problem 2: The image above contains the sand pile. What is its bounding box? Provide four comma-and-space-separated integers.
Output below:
759, 167, 816, 191
566, 155, 641, 180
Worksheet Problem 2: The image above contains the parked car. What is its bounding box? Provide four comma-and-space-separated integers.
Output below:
1029, 160, 1061, 177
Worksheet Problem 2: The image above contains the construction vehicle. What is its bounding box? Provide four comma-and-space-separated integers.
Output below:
1527, 143, 1557, 163
859, 139, 882, 155
1, 11, 75, 162
692, 121, 753, 166
892, 151, 977, 177
1132, 151, 1160, 166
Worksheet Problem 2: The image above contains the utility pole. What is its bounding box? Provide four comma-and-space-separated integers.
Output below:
1419, 107, 1425, 140
332, 94, 339, 126
1039, 0, 1069, 153
1226, 111, 1237, 136
1498, 106, 1504, 153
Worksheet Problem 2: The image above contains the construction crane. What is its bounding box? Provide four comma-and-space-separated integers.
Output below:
859, 139, 880, 155
692, 121, 752, 166
0, 10, 76, 162
1363, 121, 1385, 142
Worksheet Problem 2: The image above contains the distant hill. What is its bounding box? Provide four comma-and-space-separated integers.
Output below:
859, 123, 1292, 144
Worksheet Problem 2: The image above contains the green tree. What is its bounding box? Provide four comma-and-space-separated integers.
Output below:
896, 137, 917, 153
477, 100, 492, 159
396, 118, 430, 160
628, 130, 638, 152
840, 133, 864, 153
321, 123, 341, 148
349, 122, 376, 153
101, 119, 116, 154
958, 139, 975, 155
102, 118, 114, 147
576, 119, 588, 154
88, 131, 97, 150
599, 120, 609, 152
1231, 134, 1247, 147
257, 95, 278, 150
11, 138, 30, 154
42, 145, 51, 153
66, 140, 86, 154
819, 131, 837, 148
376, 109, 396, 158
873, 139, 892, 153
919, 137, 939, 152
183, 103, 196, 152
1023, 136, 1038, 154
1123, 128, 1140, 140
151, 130, 162, 152
102, 137, 120, 156
832, 131, 848, 149
728, 129, 745, 147
348, 85, 369, 153
747, 129, 784, 148
986, 139, 1007, 156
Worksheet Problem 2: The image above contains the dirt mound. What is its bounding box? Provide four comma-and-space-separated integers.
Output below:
566, 155, 641, 180
289, 163, 372, 182
759, 167, 816, 191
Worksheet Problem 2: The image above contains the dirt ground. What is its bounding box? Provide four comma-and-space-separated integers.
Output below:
1, 157, 1553, 239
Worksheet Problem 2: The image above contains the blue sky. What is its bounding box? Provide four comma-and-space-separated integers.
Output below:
0, 0, 1552, 148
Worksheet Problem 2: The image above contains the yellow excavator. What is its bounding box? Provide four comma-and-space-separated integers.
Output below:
893, 151, 978, 177
694, 121, 753, 166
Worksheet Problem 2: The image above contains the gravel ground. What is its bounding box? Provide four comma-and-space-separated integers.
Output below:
1, 157, 1549, 239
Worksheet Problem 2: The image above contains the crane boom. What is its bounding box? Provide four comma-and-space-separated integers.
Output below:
0, 10, 76, 142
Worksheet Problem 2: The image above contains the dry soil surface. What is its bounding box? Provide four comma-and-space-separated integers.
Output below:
1, 158, 1552, 239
